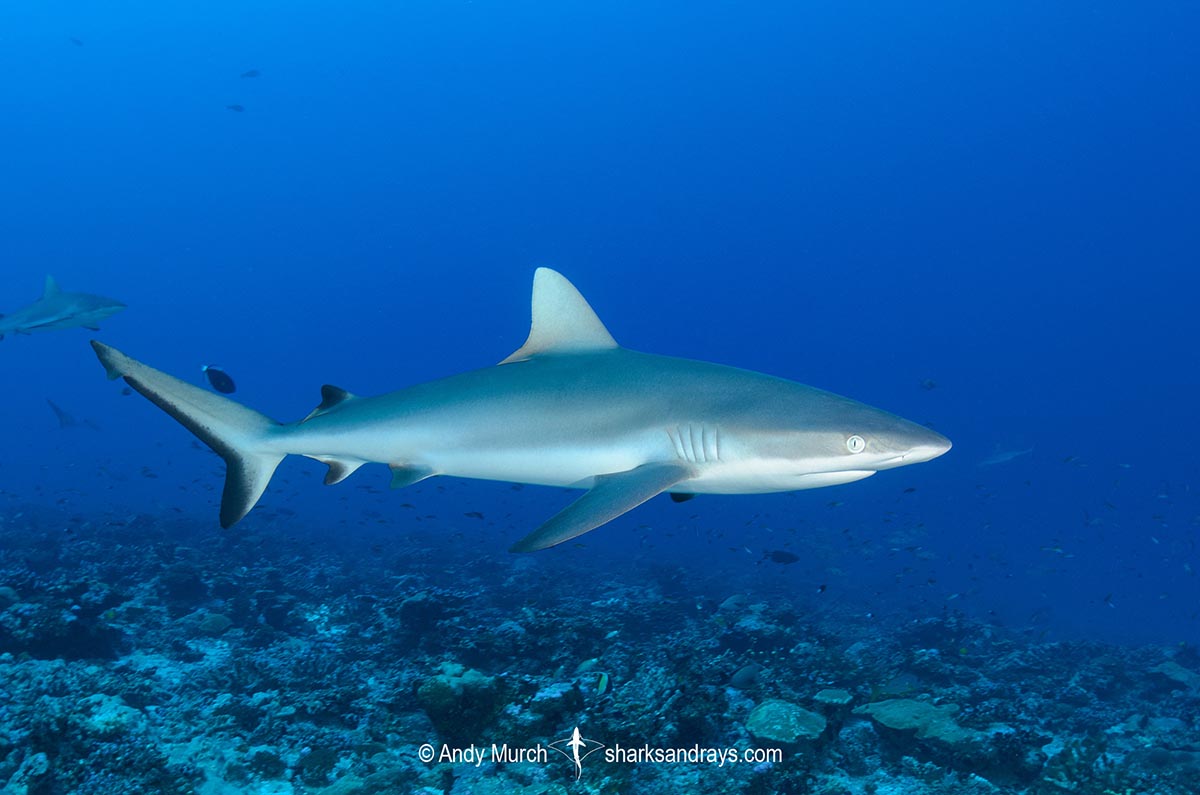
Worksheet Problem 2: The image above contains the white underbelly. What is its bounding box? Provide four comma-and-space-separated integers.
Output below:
427, 446, 651, 489
680, 462, 877, 494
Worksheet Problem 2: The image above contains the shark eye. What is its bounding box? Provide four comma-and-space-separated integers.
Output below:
846, 435, 866, 454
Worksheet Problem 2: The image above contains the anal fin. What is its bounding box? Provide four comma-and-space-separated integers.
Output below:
510, 462, 692, 552
317, 457, 365, 485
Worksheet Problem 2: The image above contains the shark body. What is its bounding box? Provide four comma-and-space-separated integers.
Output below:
92, 268, 950, 551
1, 276, 125, 340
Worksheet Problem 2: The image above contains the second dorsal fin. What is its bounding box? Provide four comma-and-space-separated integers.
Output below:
302, 385, 356, 422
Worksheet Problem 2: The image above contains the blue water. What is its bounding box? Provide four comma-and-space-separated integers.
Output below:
2, 0, 1198, 650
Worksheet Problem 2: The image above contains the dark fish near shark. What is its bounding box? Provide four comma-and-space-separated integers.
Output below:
202, 365, 237, 394
0, 276, 125, 341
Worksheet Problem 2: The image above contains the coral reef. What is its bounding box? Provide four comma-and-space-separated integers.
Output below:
0, 504, 1197, 794
745, 699, 826, 744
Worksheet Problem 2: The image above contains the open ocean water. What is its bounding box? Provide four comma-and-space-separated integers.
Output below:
1, 2, 1198, 793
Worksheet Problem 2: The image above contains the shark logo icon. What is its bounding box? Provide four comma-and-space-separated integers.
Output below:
548, 727, 605, 779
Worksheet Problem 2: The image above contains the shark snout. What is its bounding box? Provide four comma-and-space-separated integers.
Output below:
899, 428, 952, 465
904, 433, 952, 464
872, 425, 951, 469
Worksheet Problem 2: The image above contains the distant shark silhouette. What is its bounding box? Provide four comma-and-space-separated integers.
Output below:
978, 446, 1033, 466
91, 268, 950, 551
0, 276, 125, 340
46, 398, 101, 430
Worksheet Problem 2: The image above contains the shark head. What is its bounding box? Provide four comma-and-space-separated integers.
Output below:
726, 387, 951, 490
64, 297, 127, 326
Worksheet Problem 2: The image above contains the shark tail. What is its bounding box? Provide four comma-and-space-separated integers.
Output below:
91, 341, 284, 527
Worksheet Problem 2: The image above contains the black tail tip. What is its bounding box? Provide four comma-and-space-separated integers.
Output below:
90, 340, 123, 380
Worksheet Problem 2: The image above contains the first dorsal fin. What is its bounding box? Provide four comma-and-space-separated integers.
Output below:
43, 275, 61, 298
302, 385, 356, 422
500, 268, 618, 364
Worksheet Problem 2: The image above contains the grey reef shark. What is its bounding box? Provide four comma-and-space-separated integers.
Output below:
91, 268, 950, 551
1, 275, 126, 340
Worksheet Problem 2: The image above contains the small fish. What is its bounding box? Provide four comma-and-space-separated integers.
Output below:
729, 663, 762, 689
69, 37, 84, 47
574, 658, 600, 675
919, 378, 938, 391
763, 550, 799, 565
464, 511, 484, 519
226, 104, 245, 112
202, 365, 237, 394
816, 584, 827, 594
240, 69, 261, 78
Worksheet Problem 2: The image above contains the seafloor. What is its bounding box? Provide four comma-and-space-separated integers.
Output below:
2, 503, 1197, 795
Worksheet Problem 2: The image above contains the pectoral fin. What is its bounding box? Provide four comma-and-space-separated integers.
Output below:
510, 462, 692, 552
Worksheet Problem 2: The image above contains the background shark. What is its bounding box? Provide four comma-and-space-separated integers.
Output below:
91, 269, 949, 551
0, 275, 125, 340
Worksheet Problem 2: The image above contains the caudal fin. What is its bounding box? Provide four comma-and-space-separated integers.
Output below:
91, 341, 284, 527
